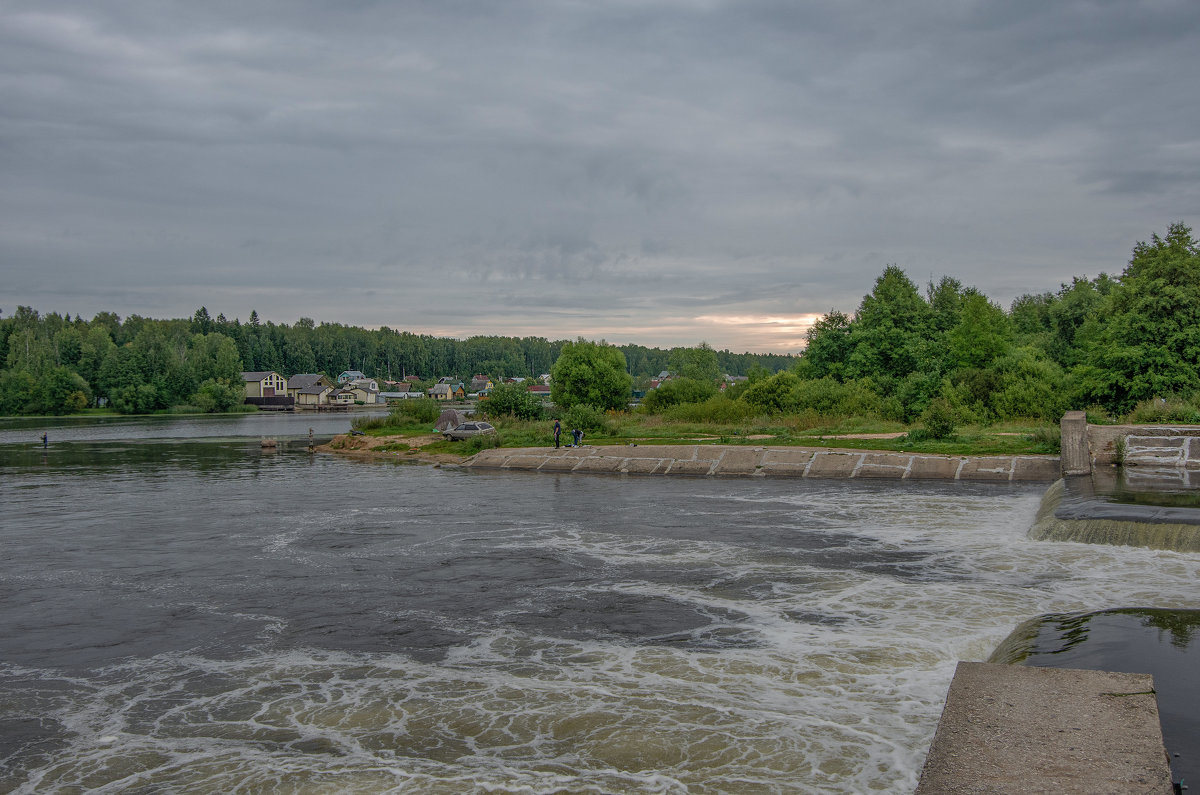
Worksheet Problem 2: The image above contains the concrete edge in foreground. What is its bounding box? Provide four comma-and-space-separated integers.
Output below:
916, 662, 1172, 794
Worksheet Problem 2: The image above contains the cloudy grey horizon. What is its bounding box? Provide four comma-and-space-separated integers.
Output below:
2, 1, 1198, 353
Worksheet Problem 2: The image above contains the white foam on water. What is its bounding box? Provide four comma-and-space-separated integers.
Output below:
5, 481, 1199, 793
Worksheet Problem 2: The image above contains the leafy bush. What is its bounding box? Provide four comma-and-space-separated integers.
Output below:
920, 397, 958, 439
791, 376, 887, 418
740, 371, 800, 414
390, 398, 442, 424
640, 378, 718, 413
1126, 396, 1200, 424
562, 403, 611, 435
662, 395, 756, 423
480, 382, 543, 420
193, 378, 243, 413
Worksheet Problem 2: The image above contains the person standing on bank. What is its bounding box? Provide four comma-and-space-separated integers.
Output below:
553, 419, 561, 449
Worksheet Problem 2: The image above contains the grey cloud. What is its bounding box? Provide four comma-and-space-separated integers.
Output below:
1, 0, 1198, 350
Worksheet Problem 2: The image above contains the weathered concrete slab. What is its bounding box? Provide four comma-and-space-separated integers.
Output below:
465, 445, 1060, 482
467, 449, 510, 467
1012, 456, 1062, 481
571, 456, 624, 473
758, 462, 810, 477
917, 662, 1171, 794
538, 456, 579, 471
714, 448, 764, 476
805, 451, 863, 478
666, 459, 716, 476
907, 456, 965, 479
856, 453, 913, 478
500, 455, 547, 469
629, 445, 700, 461
1061, 410, 1090, 476
762, 449, 816, 466
958, 457, 1015, 481
621, 457, 669, 474
1124, 436, 1189, 468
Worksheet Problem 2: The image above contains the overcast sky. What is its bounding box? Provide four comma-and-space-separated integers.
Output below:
2, 1, 1198, 352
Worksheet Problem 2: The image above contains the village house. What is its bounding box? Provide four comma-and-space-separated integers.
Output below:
470, 375, 494, 392
285, 374, 332, 399
337, 370, 367, 384
379, 383, 415, 402
296, 384, 334, 407
428, 383, 453, 400
347, 378, 380, 404
241, 371, 288, 398
328, 388, 355, 406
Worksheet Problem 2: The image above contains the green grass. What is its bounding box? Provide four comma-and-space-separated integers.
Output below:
351, 411, 1062, 457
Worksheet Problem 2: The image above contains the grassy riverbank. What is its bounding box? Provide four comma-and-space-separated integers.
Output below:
346, 411, 1061, 459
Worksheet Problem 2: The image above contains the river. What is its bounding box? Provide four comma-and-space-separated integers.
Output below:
1, 414, 1197, 793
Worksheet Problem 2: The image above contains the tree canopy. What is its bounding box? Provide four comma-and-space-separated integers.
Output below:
550, 339, 632, 412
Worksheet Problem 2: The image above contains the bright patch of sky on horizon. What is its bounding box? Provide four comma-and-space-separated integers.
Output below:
2, 1, 1198, 353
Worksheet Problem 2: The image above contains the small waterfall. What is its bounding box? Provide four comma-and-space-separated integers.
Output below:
1028, 475, 1200, 552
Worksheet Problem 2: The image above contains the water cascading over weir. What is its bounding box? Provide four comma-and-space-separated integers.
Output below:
1028, 411, 1200, 552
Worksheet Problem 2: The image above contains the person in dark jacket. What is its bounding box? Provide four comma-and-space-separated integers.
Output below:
553, 419, 561, 449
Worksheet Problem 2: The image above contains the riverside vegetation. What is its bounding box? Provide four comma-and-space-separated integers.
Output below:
351, 222, 1200, 457
6, 224, 1200, 456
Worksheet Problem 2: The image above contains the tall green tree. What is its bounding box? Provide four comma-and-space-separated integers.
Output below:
845, 265, 933, 383
1077, 222, 1200, 411
550, 339, 632, 411
668, 342, 720, 383
797, 310, 853, 380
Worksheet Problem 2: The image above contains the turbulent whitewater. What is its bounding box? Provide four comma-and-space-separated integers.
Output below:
1, 418, 1198, 793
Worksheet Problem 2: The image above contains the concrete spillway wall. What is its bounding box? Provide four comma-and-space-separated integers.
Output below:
466, 444, 1060, 481
1062, 411, 1200, 478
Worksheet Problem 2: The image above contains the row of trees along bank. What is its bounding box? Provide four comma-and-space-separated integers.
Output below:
537, 223, 1200, 432
3, 223, 1197, 421
0, 308, 793, 416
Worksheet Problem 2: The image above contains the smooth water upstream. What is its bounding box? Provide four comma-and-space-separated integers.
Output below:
2, 415, 1198, 793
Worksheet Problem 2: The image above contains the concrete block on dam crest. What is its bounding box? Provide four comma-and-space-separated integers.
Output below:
855, 453, 913, 478
805, 452, 863, 478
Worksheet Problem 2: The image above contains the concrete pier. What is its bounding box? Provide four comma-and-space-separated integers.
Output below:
916, 662, 1172, 794
466, 445, 1060, 481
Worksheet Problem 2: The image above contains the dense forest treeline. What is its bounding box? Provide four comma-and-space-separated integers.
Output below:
0, 304, 793, 416
721, 221, 1200, 426
2, 222, 1197, 420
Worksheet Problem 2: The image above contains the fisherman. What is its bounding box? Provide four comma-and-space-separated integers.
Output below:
553, 419, 562, 449
41, 432, 48, 448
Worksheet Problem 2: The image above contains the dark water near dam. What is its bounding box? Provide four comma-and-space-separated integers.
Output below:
2, 414, 1198, 793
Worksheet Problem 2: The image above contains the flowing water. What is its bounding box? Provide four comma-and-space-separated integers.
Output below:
2, 415, 1198, 793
